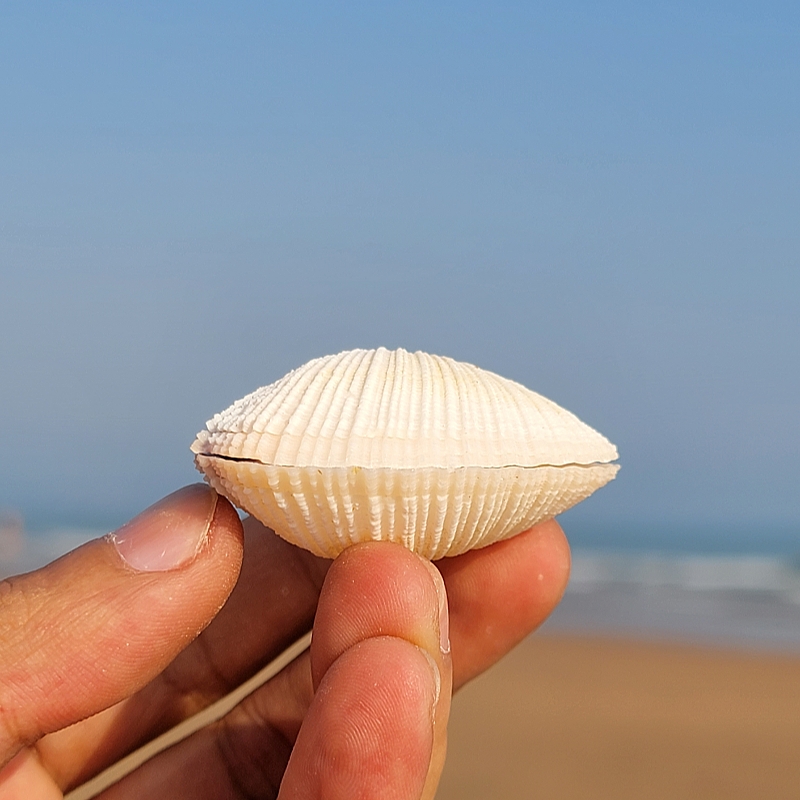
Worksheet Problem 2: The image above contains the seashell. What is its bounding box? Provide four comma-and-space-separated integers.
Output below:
191, 348, 619, 560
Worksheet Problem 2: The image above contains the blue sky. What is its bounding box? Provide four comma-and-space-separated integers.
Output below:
1, 2, 798, 551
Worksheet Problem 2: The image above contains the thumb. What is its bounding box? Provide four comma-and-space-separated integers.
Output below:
0, 484, 244, 768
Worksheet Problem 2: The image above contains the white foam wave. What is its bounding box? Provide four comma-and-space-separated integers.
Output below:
568, 550, 800, 601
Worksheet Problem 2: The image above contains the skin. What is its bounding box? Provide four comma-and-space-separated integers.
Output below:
0, 486, 570, 799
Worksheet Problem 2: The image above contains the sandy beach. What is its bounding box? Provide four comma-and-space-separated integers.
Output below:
437, 633, 800, 799
63, 622, 800, 800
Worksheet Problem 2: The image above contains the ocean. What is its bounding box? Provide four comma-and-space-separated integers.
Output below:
544, 549, 800, 653
3, 519, 799, 653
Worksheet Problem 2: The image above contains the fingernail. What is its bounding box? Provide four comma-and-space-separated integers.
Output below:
420, 648, 441, 709
109, 485, 217, 572
427, 562, 450, 655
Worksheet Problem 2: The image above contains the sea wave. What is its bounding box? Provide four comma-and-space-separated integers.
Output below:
568, 550, 800, 601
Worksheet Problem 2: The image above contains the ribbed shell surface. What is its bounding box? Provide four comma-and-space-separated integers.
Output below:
192, 348, 618, 469
192, 348, 619, 559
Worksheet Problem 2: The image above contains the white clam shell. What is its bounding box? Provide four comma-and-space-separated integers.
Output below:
192, 348, 619, 559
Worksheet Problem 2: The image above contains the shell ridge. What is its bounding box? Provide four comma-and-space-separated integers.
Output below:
433, 468, 459, 558
319, 469, 343, 540
259, 355, 331, 436
265, 471, 304, 547
437, 356, 461, 463
227, 358, 323, 462
461, 362, 488, 465
308, 350, 367, 466
499, 471, 543, 544
471, 467, 522, 551
373, 348, 398, 440
337, 468, 358, 545
414, 469, 434, 556
441, 467, 475, 557
458, 470, 497, 552
332, 350, 374, 467
280, 350, 359, 464
303, 352, 362, 464
400, 471, 418, 551
463, 472, 501, 554
356, 348, 395, 467
418, 352, 434, 454
309, 468, 346, 555
403, 350, 423, 457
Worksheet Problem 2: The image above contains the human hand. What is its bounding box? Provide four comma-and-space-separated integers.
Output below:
0, 483, 570, 799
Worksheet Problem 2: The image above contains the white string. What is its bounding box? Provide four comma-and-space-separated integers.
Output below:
65, 631, 312, 800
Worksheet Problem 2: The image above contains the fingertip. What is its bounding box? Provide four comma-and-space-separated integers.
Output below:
311, 542, 442, 689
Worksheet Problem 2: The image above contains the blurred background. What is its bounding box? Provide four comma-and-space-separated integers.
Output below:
1, 2, 798, 796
